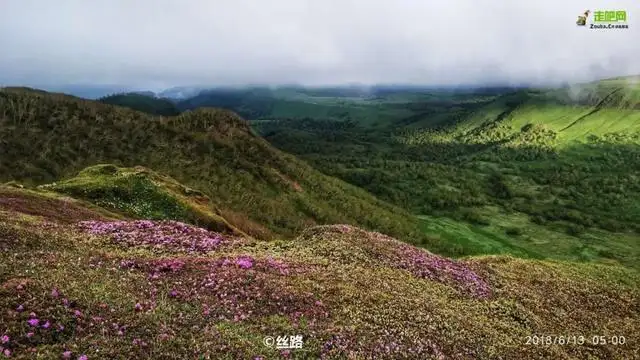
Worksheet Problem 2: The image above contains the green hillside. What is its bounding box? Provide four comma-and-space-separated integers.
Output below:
445, 80, 640, 143
255, 77, 640, 268
1, 175, 638, 359
0, 87, 447, 252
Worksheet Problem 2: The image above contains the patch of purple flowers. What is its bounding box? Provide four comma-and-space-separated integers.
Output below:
119, 260, 138, 269
392, 241, 491, 298
147, 259, 186, 280
318, 225, 491, 298
196, 256, 328, 323
235, 256, 254, 269
77, 220, 231, 253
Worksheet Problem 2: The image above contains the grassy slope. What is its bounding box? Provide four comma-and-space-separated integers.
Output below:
417, 209, 640, 269
39, 164, 245, 237
0, 87, 449, 253
452, 84, 640, 144
0, 183, 638, 359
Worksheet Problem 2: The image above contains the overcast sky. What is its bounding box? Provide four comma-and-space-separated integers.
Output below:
0, 0, 638, 90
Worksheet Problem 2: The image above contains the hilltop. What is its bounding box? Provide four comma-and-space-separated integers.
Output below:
0, 87, 444, 253
1, 175, 638, 359
38, 164, 244, 237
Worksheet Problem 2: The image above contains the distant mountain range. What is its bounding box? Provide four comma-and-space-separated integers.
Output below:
24, 84, 531, 101
156, 86, 209, 100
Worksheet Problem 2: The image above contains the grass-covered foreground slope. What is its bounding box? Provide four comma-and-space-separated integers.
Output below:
1, 185, 638, 359
0, 87, 445, 253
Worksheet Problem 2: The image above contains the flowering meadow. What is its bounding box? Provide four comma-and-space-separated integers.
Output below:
76, 220, 239, 254
1, 187, 639, 359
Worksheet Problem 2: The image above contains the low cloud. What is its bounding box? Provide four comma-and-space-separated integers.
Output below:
0, 0, 638, 89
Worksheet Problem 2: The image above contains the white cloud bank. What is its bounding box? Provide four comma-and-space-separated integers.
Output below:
0, 0, 638, 89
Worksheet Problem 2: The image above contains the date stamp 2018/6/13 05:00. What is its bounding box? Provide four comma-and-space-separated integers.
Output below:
525, 335, 627, 346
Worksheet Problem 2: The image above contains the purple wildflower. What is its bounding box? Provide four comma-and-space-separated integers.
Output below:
3, 348, 10, 357
235, 256, 254, 269
326, 226, 492, 298
15, 305, 24, 313
132, 338, 147, 347
62, 351, 72, 359
0, 336, 8, 344
26, 332, 34, 338
169, 290, 178, 298
78, 355, 88, 360
41, 321, 51, 329
51, 288, 60, 298
27, 318, 39, 327
134, 303, 143, 312
119, 260, 137, 269
76, 220, 231, 253
73, 310, 83, 318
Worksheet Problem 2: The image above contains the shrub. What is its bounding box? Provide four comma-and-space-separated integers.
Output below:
566, 224, 585, 236
505, 227, 523, 236
460, 208, 491, 226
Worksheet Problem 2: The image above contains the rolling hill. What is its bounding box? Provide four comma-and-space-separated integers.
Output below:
440, 78, 640, 144
0, 87, 446, 253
